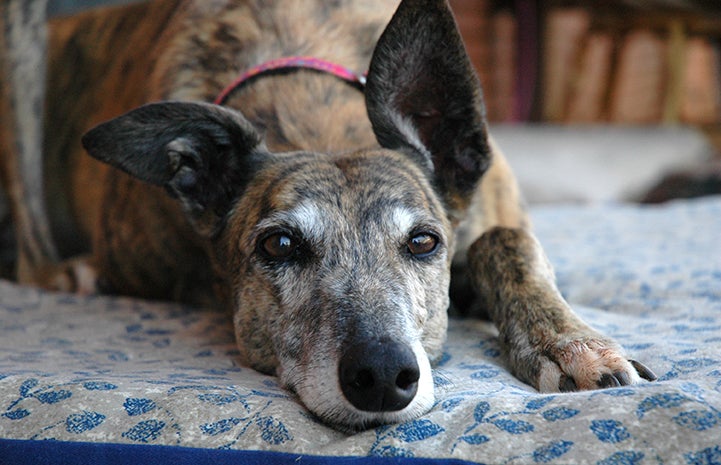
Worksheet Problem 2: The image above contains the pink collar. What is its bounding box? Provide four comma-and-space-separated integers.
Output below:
214, 56, 367, 105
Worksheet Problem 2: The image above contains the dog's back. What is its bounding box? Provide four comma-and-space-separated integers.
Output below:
43, 0, 394, 259
44, 0, 187, 256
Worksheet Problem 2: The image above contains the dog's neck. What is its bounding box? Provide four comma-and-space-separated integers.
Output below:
214, 56, 367, 105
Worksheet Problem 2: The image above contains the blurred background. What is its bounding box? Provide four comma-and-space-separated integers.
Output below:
48, 1, 721, 129
451, 1, 721, 130
445, 0, 721, 204
45, 0, 721, 204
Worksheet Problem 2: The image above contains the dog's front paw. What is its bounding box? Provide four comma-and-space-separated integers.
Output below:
532, 336, 657, 392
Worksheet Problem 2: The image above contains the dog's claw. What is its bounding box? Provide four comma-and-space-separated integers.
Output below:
559, 375, 577, 392
614, 371, 631, 386
598, 373, 621, 388
630, 359, 658, 381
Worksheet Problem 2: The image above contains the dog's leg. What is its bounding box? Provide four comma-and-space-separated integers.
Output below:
0, 0, 59, 283
465, 144, 656, 391
450, 138, 527, 314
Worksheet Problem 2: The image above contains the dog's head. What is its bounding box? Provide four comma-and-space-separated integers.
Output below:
82, 0, 490, 431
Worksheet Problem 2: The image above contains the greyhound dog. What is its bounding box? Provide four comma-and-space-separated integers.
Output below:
0, 0, 655, 431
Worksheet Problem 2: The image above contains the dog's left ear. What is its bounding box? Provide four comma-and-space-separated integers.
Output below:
366, 0, 491, 222
82, 101, 266, 237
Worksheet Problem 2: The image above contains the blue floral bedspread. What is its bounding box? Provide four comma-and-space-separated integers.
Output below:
1, 197, 720, 464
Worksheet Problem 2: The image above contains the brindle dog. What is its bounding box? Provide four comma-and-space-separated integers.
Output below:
1, 0, 655, 431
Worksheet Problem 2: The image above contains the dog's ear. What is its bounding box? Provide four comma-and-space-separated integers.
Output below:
365, 0, 491, 222
82, 101, 265, 237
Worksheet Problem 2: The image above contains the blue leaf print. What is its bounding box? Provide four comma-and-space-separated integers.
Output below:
432, 374, 452, 387
483, 347, 501, 358
19, 379, 38, 397
636, 393, 689, 418
601, 388, 635, 397
658, 371, 679, 382
153, 339, 170, 348
256, 416, 292, 445
83, 381, 117, 391
673, 410, 718, 431
533, 440, 573, 463
198, 393, 238, 406
459, 434, 489, 445
66, 411, 106, 434
2, 409, 30, 420
590, 420, 630, 443
526, 396, 556, 411
250, 389, 288, 399
542, 406, 579, 422
680, 382, 704, 396
373, 425, 393, 438
123, 398, 156, 416
122, 419, 166, 443
470, 367, 500, 379
104, 351, 129, 362
597, 450, 645, 465
371, 446, 414, 458
200, 417, 242, 436
41, 337, 72, 346
685, 445, 721, 465
493, 419, 534, 434
36, 390, 72, 404
262, 379, 280, 389
441, 397, 463, 412
625, 343, 653, 351
673, 358, 718, 373
474, 401, 491, 422
395, 419, 444, 442
126, 324, 142, 333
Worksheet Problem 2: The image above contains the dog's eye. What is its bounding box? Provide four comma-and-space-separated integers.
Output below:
407, 233, 439, 258
261, 232, 297, 259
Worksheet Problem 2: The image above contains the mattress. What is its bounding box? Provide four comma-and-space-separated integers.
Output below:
2, 197, 720, 464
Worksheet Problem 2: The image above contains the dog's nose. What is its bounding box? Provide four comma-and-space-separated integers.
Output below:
338, 339, 420, 412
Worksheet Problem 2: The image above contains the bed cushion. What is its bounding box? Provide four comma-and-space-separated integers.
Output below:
2, 197, 720, 464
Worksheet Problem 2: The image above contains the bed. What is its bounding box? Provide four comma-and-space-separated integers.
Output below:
1, 196, 720, 464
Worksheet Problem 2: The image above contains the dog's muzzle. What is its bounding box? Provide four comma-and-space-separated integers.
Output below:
338, 338, 420, 412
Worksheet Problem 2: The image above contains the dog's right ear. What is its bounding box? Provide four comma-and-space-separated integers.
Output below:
365, 0, 491, 224
82, 101, 266, 237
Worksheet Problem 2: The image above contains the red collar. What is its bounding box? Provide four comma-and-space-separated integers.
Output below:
214, 56, 367, 105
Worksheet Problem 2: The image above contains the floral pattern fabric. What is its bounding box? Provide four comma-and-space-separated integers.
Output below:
1, 198, 720, 464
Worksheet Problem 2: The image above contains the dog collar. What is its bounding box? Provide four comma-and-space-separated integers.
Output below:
214, 56, 367, 105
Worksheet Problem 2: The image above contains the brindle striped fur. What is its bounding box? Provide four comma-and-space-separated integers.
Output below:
1, 0, 655, 431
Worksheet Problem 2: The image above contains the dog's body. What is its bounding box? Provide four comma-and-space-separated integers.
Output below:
1, 0, 655, 431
